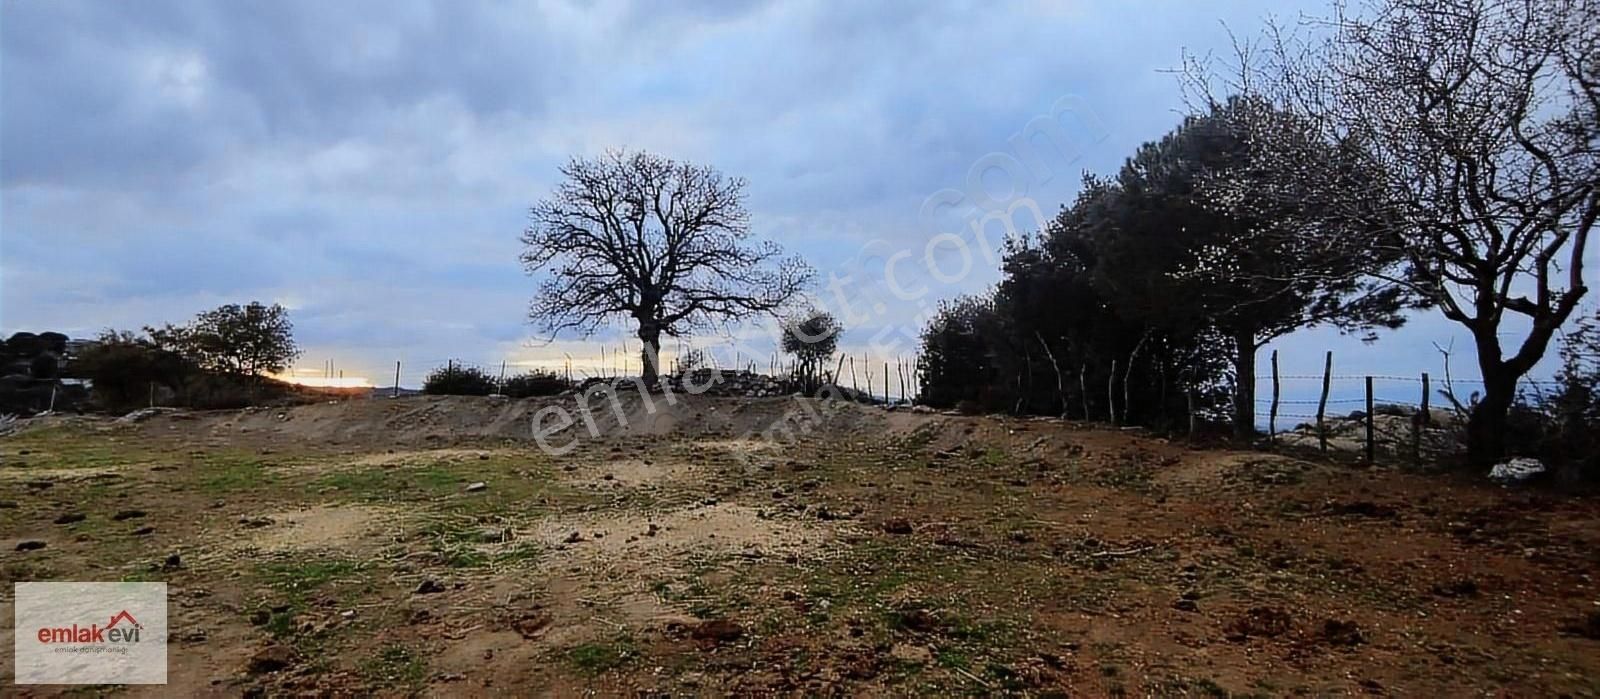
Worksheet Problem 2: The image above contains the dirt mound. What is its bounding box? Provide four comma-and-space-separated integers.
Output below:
132, 393, 892, 448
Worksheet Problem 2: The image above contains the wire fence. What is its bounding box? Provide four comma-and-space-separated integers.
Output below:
292, 345, 926, 403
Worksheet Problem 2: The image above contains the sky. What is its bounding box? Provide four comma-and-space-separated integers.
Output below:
1, 0, 1590, 401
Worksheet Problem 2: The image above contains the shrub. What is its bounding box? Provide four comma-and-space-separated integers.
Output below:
70, 330, 196, 411
422, 365, 497, 396
501, 370, 570, 398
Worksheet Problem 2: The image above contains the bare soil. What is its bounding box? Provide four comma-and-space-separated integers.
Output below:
2, 395, 1598, 696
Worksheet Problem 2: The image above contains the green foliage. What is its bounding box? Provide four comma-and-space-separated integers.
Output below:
147, 301, 300, 377
918, 100, 1407, 432
781, 312, 841, 392
501, 369, 571, 397
70, 330, 196, 410
422, 364, 497, 396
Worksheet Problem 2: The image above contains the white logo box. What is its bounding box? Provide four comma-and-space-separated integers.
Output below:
13, 582, 168, 685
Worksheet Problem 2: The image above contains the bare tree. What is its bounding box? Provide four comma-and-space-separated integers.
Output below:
1185, 0, 1598, 467
522, 150, 812, 386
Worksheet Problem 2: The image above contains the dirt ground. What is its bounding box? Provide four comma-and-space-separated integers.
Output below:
2, 394, 1598, 696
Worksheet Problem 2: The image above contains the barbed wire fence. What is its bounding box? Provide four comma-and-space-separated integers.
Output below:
1242, 349, 1564, 465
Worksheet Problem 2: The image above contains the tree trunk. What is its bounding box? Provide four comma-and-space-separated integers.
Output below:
637, 322, 662, 388
1463, 311, 1564, 469
1233, 330, 1257, 439
1465, 351, 1520, 470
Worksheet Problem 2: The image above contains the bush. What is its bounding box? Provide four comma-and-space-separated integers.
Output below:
422, 365, 497, 396
501, 370, 571, 398
70, 330, 197, 411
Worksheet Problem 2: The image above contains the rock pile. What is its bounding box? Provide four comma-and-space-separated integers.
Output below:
1278, 403, 1463, 458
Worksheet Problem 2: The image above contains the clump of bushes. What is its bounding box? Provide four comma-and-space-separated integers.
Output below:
422, 365, 498, 396
501, 370, 570, 398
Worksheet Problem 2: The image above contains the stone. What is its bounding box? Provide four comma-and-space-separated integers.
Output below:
414, 579, 446, 594
15, 540, 46, 552
889, 643, 933, 665
1489, 457, 1545, 484
881, 518, 914, 535
112, 509, 147, 521
465, 481, 488, 492
690, 618, 744, 648
246, 645, 296, 674
53, 512, 86, 525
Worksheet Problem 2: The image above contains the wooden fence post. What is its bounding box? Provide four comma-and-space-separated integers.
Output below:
1107, 359, 1118, 426
393, 361, 401, 398
1420, 373, 1431, 427
1186, 387, 1197, 443
1316, 351, 1332, 453
1269, 349, 1281, 443
1078, 364, 1090, 421
1413, 372, 1431, 466
1364, 375, 1375, 465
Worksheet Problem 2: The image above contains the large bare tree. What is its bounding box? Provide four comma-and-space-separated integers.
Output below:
1186, 0, 1598, 467
522, 150, 812, 385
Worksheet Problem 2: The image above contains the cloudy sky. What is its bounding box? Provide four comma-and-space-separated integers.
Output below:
0, 0, 1581, 396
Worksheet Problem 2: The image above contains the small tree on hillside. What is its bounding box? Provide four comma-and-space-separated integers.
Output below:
522, 150, 812, 387
781, 312, 842, 393
148, 302, 300, 378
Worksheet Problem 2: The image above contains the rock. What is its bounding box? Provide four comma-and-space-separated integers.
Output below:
1224, 606, 1293, 641
1490, 457, 1546, 484
511, 612, 552, 639
1560, 610, 1600, 640
0, 501, 17, 509
118, 407, 173, 423
465, 481, 488, 493
15, 540, 46, 552
881, 518, 914, 535
646, 523, 660, 537
1319, 619, 1366, 646
25, 480, 52, 490
246, 645, 296, 674
911, 405, 936, 414
249, 609, 271, 626
896, 608, 940, 633
889, 643, 933, 665
1431, 578, 1479, 598
53, 512, 86, 525
238, 516, 274, 528
131, 526, 155, 536
1172, 599, 1199, 613
479, 527, 512, 543
690, 618, 744, 648
112, 509, 147, 521
563, 531, 584, 544
414, 579, 446, 594
163, 553, 182, 570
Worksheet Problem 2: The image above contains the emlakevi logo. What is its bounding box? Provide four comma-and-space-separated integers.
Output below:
35, 609, 145, 646
13, 582, 168, 684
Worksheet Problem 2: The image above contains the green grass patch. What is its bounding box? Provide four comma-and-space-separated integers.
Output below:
567, 639, 637, 675
360, 644, 429, 689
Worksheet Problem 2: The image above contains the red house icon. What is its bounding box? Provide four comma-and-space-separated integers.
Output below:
106, 610, 140, 629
